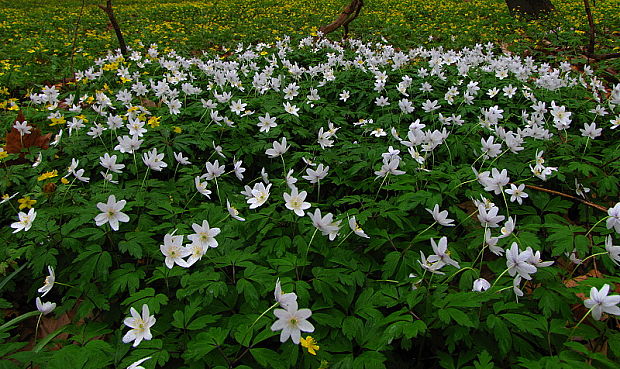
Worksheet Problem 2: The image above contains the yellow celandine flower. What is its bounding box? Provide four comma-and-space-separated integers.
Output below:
75, 114, 88, 122
147, 116, 161, 128
172, 126, 182, 133
300, 336, 319, 355
49, 117, 66, 126
18, 196, 37, 210
120, 77, 132, 83
37, 170, 58, 181
86, 96, 94, 104
0, 151, 8, 160
61, 177, 69, 185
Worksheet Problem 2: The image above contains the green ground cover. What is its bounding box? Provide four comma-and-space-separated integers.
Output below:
0, 0, 618, 94
1, 1, 620, 369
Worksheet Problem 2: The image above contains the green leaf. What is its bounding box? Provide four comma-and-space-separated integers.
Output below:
250, 348, 286, 369
446, 308, 475, 328
352, 351, 386, 369
473, 350, 495, 369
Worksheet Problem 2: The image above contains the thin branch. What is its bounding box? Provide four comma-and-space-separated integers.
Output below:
583, 0, 596, 55
318, 0, 364, 38
523, 184, 608, 212
69, 0, 87, 83
98, 0, 127, 56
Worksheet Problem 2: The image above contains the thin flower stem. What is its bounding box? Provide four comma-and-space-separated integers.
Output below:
336, 231, 353, 247
568, 251, 607, 280
250, 302, 279, 330
473, 226, 488, 274
375, 279, 399, 283
485, 149, 510, 170
501, 189, 510, 218
568, 308, 593, 342
139, 167, 150, 191
181, 192, 199, 213
470, 152, 486, 169
495, 286, 513, 294
582, 137, 590, 156
413, 221, 436, 242
304, 228, 319, 259
490, 268, 511, 290
132, 152, 138, 176
455, 177, 477, 189
441, 267, 474, 285
33, 313, 43, 346
280, 155, 286, 181
53, 282, 75, 288
585, 216, 609, 237
214, 177, 222, 206
375, 173, 390, 200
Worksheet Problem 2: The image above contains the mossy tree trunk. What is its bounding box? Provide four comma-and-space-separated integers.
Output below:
505, 0, 555, 17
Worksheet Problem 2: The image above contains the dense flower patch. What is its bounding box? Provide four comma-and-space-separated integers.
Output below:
0, 0, 619, 92
1, 34, 620, 368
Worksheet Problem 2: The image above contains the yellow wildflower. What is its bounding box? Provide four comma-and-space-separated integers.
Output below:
37, 170, 58, 181
172, 126, 182, 133
61, 177, 69, 184
300, 336, 319, 355
120, 77, 132, 83
50, 117, 66, 126
75, 114, 88, 122
18, 196, 37, 210
0, 151, 8, 160
147, 116, 161, 128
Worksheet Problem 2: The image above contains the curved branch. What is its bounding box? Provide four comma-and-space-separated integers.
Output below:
318, 0, 364, 38
523, 184, 608, 212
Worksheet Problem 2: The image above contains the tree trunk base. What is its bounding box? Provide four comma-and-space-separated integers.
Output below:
318, 0, 363, 39
505, 0, 555, 18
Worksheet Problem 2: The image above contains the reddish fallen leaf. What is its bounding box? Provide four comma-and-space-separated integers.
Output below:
3, 113, 51, 157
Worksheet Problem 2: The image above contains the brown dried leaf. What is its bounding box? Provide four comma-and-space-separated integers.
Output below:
4, 114, 51, 155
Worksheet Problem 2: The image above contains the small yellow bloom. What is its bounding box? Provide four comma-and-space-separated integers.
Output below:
75, 114, 88, 122
18, 196, 37, 210
300, 336, 319, 355
0, 151, 8, 160
49, 117, 66, 126
172, 126, 182, 133
120, 77, 132, 83
37, 170, 58, 181
147, 116, 161, 128
61, 177, 69, 184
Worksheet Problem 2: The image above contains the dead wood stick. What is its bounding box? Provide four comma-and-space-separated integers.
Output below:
523, 184, 608, 212
98, 0, 127, 56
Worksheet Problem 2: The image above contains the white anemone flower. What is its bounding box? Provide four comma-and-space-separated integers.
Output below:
122, 304, 156, 347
